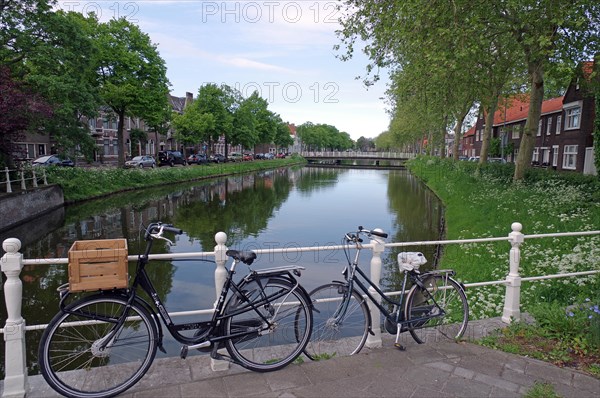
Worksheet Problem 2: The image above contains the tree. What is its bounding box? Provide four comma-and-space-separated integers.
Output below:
194, 84, 234, 155
0, 0, 55, 67
2, 3, 101, 160
0, 66, 52, 166
20, 10, 101, 161
92, 17, 170, 167
171, 104, 215, 151
273, 119, 294, 151
357, 136, 375, 151
491, 1, 600, 180
231, 91, 260, 150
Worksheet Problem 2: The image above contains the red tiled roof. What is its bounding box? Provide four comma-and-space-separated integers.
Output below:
464, 125, 476, 137
582, 61, 594, 79
493, 95, 563, 126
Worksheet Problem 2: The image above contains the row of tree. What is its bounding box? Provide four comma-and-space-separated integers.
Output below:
1, 1, 347, 167
295, 122, 354, 151
1, 0, 171, 167
172, 84, 293, 155
336, 0, 600, 180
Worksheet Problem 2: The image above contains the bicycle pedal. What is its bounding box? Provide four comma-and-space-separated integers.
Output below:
180, 346, 189, 359
394, 343, 406, 351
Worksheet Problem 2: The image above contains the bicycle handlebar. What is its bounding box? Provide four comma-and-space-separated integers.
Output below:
145, 222, 183, 241
357, 226, 388, 239
345, 226, 388, 243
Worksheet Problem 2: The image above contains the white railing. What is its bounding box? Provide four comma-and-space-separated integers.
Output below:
2, 222, 600, 397
300, 151, 416, 159
1, 167, 48, 193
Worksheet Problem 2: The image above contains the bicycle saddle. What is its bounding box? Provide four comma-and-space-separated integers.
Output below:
226, 250, 257, 265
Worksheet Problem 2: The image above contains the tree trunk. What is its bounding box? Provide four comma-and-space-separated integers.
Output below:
514, 61, 544, 181
480, 94, 499, 164
452, 110, 469, 160
117, 111, 126, 167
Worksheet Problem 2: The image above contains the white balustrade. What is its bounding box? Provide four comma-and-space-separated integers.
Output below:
2, 223, 600, 397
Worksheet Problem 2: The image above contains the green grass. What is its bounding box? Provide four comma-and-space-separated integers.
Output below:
407, 156, 600, 319
522, 382, 560, 398
408, 156, 600, 377
43, 157, 306, 202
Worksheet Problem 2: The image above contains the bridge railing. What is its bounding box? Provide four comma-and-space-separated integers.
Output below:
300, 151, 416, 159
1, 167, 48, 193
2, 222, 600, 397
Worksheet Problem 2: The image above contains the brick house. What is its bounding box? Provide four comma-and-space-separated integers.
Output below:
462, 61, 597, 175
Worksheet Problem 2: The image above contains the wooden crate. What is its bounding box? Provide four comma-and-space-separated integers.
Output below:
68, 239, 128, 292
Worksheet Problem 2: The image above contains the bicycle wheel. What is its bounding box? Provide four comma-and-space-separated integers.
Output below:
304, 282, 370, 360
38, 294, 158, 398
224, 277, 312, 372
405, 274, 468, 344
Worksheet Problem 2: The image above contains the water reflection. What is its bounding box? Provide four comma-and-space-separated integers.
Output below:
0, 166, 442, 377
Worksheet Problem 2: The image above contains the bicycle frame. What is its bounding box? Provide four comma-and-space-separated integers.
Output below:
58, 227, 308, 358
334, 234, 449, 332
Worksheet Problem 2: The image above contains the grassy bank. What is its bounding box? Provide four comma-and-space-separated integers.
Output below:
407, 157, 600, 375
44, 157, 305, 202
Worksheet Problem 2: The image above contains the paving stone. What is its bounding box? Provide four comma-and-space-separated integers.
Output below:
572, 371, 600, 394
223, 372, 271, 397
473, 372, 520, 392
179, 378, 228, 397
442, 374, 493, 397
263, 365, 312, 391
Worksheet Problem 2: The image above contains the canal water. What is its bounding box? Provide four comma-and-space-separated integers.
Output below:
0, 166, 443, 377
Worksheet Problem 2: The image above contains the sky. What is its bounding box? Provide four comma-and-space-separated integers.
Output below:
55, 0, 391, 140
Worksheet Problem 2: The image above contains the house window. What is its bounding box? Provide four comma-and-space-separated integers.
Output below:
38, 144, 46, 156
556, 115, 561, 135
511, 125, 520, 139
552, 145, 559, 167
89, 118, 96, 129
103, 139, 109, 155
537, 120, 542, 136
532, 147, 540, 163
562, 145, 578, 170
546, 117, 552, 135
565, 107, 581, 130
113, 139, 119, 155
542, 147, 550, 165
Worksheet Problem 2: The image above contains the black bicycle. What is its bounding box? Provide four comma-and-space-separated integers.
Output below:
38, 222, 313, 398
304, 226, 468, 360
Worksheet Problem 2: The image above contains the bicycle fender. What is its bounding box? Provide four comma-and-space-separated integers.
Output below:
239, 275, 313, 310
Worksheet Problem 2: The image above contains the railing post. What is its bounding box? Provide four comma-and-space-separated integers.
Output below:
211, 231, 229, 371
365, 229, 386, 348
5, 167, 12, 193
42, 168, 47, 185
502, 222, 524, 323
31, 169, 38, 188
20, 171, 26, 191
2, 238, 28, 398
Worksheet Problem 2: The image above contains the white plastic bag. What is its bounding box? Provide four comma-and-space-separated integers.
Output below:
397, 252, 427, 271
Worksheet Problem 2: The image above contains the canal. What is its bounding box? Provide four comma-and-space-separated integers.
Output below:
0, 166, 443, 377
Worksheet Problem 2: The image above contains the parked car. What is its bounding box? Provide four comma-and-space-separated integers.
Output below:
254, 153, 265, 160
158, 150, 187, 167
187, 153, 208, 165
228, 152, 243, 162
487, 157, 507, 164
32, 155, 74, 167
124, 155, 156, 169
263, 153, 275, 160
243, 153, 253, 161
468, 156, 480, 162
276, 153, 286, 159
210, 153, 226, 163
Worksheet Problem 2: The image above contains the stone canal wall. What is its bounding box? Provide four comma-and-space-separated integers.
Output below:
0, 185, 64, 232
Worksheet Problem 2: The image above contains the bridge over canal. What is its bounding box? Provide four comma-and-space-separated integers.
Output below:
299, 151, 416, 169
